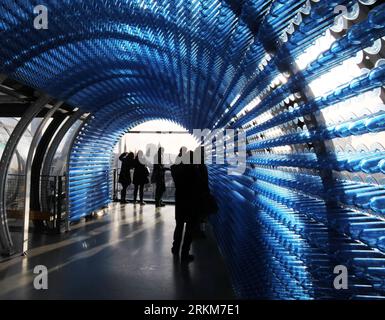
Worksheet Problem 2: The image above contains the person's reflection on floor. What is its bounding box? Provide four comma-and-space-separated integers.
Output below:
155, 207, 161, 219
172, 252, 192, 288
132, 205, 144, 229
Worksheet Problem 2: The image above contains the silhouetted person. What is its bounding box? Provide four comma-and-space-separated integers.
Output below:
151, 147, 170, 208
193, 146, 210, 237
171, 148, 198, 263
193, 147, 209, 193
133, 150, 150, 205
118, 152, 135, 204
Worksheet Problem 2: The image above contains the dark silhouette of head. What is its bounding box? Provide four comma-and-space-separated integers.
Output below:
136, 150, 145, 164
178, 146, 188, 158
175, 147, 189, 164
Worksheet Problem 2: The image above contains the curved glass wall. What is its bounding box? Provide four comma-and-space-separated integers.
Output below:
0, 118, 43, 252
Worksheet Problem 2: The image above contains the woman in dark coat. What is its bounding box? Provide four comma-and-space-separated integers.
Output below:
118, 152, 135, 204
133, 150, 150, 205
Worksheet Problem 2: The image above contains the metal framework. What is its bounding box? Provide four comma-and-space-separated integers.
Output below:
0, 95, 52, 255
40, 110, 84, 179
22, 101, 63, 253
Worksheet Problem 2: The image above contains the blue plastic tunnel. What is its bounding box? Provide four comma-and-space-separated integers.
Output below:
1, 0, 385, 299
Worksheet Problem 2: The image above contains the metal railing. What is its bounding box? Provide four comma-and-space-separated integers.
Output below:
112, 169, 175, 203
6, 174, 67, 233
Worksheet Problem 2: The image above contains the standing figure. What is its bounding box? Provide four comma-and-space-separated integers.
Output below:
171, 148, 198, 263
151, 147, 170, 208
118, 152, 135, 204
133, 150, 150, 205
193, 146, 210, 237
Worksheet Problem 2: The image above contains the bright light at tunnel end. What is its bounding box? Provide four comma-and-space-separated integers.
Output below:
134, 128, 247, 176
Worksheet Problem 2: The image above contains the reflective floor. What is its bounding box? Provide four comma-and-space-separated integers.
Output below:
0, 204, 234, 300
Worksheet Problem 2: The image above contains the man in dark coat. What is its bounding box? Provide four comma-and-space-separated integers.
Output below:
133, 150, 150, 205
170, 148, 198, 263
118, 152, 135, 204
151, 147, 170, 208
193, 146, 211, 237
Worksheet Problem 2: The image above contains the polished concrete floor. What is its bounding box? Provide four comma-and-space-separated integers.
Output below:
0, 204, 234, 300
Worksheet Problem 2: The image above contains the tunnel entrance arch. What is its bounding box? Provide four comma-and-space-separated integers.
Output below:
66, 114, 203, 222
111, 120, 199, 204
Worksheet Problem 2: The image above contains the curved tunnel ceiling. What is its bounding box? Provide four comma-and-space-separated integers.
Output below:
0, 0, 330, 219
0, 0, 276, 130
0, 0, 344, 131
